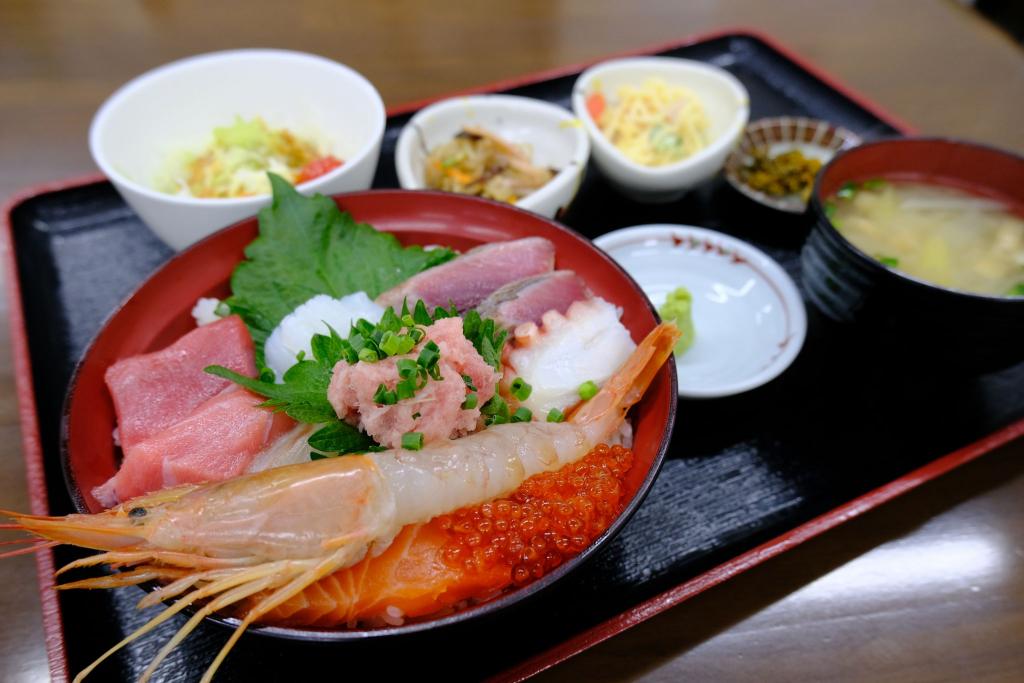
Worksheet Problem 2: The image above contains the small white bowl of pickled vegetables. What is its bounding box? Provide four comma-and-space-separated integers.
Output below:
394, 95, 590, 218
572, 57, 749, 203
90, 49, 386, 250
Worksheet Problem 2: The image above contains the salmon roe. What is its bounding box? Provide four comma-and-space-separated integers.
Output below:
432, 444, 634, 586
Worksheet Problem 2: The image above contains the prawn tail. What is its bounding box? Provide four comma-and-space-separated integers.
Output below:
568, 322, 679, 440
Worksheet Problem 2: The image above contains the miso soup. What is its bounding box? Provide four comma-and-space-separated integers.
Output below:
827, 180, 1024, 297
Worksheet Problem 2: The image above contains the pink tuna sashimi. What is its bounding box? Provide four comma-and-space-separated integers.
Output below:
93, 388, 295, 507
476, 270, 592, 329
328, 318, 499, 448
105, 315, 256, 450
375, 237, 555, 312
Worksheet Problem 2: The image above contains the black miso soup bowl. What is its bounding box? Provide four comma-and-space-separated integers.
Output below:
802, 137, 1024, 374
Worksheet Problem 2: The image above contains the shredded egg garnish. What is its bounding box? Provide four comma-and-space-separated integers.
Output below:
594, 78, 709, 166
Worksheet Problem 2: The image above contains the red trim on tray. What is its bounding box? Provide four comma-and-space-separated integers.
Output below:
493, 417, 1024, 683
0, 178, 94, 682
0, 29, 958, 683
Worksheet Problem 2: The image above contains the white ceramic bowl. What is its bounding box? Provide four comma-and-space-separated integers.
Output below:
394, 95, 590, 218
594, 224, 806, 398
572, 57, 750, 203
90, 49, 386, 250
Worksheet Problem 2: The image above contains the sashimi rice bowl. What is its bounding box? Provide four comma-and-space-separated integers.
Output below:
0, 177, 676, 680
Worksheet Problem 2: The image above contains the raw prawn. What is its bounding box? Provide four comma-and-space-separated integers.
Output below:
2, 322, 678, 682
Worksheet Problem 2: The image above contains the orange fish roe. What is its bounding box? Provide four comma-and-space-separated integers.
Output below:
433, 443, 634, 588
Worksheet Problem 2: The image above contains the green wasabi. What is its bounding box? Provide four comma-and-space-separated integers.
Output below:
658, 286, 696, 356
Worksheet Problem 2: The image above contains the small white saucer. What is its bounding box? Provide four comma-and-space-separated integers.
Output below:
594, 224, 806, 398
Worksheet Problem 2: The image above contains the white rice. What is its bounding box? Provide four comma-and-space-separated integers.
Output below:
191, 297, 224, 326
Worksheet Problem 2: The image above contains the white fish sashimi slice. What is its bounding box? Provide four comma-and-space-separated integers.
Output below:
507, 297, 636, 415
265, 292, 385, 381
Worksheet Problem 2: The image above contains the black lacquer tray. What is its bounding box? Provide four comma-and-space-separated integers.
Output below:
6, 30, 1023, 682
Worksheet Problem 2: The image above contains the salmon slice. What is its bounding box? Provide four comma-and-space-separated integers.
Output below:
93, 388, 295, 507
105, 316, 256, 450
476, 270, 592, 329
262, 523, 511, 628
375, 237, 555, 312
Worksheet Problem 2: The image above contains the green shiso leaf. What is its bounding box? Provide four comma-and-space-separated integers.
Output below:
204, 325, 374, 456
307, 421, 376, 455
225, 174, 456, 368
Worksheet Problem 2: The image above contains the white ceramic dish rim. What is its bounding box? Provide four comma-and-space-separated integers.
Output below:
88, 48, 386, 207
594, 223, 807, 398
394, 94, 590, 212
572, 57, 750, 178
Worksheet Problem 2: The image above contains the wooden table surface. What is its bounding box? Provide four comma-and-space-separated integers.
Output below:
1, 1, 1022, 681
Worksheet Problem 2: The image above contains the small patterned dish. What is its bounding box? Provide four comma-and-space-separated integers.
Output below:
724, 117, 861, 213
594, 224, 806, 398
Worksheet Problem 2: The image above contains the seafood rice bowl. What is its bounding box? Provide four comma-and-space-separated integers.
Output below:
4, 178, 676, 681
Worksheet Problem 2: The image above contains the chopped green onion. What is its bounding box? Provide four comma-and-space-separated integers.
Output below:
412, 300, 433, 326
377, 308, 402, 333
836, 182, 857, 200
546, 408, 565, 423
433, 303, 458, 319
462, 374, 477, 391
482, 395, 509, 425
511, 407, 533, 423
863, 178, 887, 190
417, 341, 440, 369
877, 255, 900, 268
461, 392, 478, 410
408, 328, 425, 343
358, 347, 379, 363
401, 432, 424, 451
379, 331, 401, 356
338, 340, 358, 364
401, 314, 415, 328
214, 301, 232, 317
510, 377, 532, 401
396, 358, 418, 379
578, 380, 599, 401
395, 378, 416, 400
372, 383, 397, 405
353, 318, 376, 338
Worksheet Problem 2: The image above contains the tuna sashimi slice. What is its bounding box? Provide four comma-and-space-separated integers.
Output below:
105, 315, 257, 451
93, 388, 295, 507
476, 270, 592, 329
375, 237, 555, 312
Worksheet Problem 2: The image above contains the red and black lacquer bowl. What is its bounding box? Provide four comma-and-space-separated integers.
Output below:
802, 137, 1024, 373
61, 190, 677, 640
